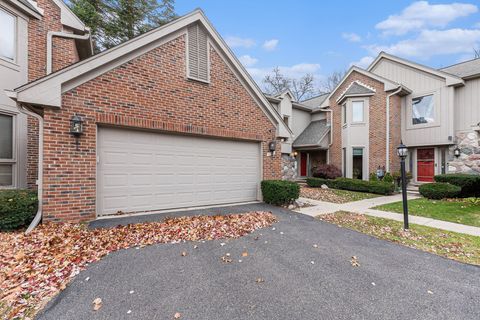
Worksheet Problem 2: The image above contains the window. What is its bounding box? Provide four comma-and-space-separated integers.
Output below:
352, 101, 364, 122
283, 116, 289, 127
0, 114, 14, 186
352, 148, 363, 179
412, 94, 434, 125
0, 8, 15, 61
342, 104, 346, 125
342, 148, 346, 177
187, 24, 209, 82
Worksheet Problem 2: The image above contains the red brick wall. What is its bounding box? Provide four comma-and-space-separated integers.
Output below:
28, 0, 80, 81
42, 35, 281, 222
329, 71, 402, 175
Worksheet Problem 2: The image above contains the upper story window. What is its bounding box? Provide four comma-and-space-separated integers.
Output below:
412, 94, 434, 125
352, 101, 364, 122
283, 116, 289, 127
0, 113, 14, 187
0, 8, 15, 61
187, 24, 209, 82
342, 104, 346, 125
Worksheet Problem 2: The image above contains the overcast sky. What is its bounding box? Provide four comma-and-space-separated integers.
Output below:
175, 1, 480, 88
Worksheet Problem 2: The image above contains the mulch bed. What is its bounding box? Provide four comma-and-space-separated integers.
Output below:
0, 211, 276, 319
300, 187, 348, 203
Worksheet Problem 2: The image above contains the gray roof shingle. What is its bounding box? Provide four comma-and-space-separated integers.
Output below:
343, 82, 375, 96
293, 120, 329, 147
440, 58, 480, 79
301, 93, 329, 109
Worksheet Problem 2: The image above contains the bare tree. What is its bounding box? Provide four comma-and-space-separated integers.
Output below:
263, 67, 316, 101
474, 47, 480, 59
318, 70, 346, 94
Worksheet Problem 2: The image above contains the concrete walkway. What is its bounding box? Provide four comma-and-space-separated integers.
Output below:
296, 194, 480, 237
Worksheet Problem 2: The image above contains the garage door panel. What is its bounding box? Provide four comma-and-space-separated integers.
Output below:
97, 128, 260, 215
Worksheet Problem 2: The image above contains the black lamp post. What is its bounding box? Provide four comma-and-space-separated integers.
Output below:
397, 141, 409, 230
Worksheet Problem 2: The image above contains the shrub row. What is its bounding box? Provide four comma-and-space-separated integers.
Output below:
306, 177, 395, 195
419, 182, 461, 200
434, 174, 480, 198
261, 180, 300, 206
0, 189, 38, 231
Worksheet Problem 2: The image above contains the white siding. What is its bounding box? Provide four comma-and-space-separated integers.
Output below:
291, 108, 311, 138
372, 59, 454, 146
454, 77, 480, 132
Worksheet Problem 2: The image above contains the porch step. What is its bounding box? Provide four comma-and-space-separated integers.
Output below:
406, 183, 420, 196
295, 178, 307, 186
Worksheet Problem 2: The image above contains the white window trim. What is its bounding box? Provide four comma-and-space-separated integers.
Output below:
0, 6, 17, 64
407, 90, 440, 130
185, 26, 211, 84
351, 100, 365, 124
0, 110, 17, 188
341, 103, 347, 127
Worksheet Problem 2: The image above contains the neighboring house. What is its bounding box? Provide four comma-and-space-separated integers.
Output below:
7, 7, 290, 222
289, 52, 480, 183
0, 0, 92, 189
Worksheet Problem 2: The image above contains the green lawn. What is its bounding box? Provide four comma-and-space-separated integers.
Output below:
374, 198, 480, 227
318, 211, 480, 265
331, 189, 380, 202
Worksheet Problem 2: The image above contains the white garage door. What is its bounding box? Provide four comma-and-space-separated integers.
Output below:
97, 127, 261, 215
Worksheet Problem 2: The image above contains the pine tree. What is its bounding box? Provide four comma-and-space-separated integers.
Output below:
69, 0, 176, 53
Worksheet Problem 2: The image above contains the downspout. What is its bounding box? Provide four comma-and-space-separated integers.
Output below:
47, 31, 90, 75
385, 87, 402, 172
19, 105, 44, 234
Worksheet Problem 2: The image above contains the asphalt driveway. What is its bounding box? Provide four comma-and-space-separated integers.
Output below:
38, 203, 479, 320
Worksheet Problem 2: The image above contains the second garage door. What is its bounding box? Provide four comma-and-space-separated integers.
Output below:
97, 127, 261, 215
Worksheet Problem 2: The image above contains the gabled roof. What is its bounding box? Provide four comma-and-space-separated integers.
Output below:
313, 66, 410, 110
301, 93, 329, 109
368, 52, 464, 87
6, 0, 43, 18
440, 58, 480, 80
51, 0, 88, 32
9, 9, 291, 137
336, 81, 376, 103
293, 120, 330, 148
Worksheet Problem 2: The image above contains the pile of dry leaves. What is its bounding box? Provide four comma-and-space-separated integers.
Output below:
0, 211, 276, 319
300, 187, 348, 203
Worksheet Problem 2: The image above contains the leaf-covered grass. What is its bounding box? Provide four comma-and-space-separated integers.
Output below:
0, 212, 277, 319
373, 198, 480, 227
300, 187, 380, 204
318, 211, 480, 265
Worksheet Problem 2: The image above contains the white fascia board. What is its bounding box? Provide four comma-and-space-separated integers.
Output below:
14, 9, 292, 138
368, 52, 464, 87
52, 0, 86, 31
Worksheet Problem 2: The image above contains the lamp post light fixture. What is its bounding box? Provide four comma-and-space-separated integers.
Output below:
70, 114, 84, 150
454, 146, 461, 158
397, 141, 409, 230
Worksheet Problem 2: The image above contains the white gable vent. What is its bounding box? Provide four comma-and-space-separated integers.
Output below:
187, 24, 209, 82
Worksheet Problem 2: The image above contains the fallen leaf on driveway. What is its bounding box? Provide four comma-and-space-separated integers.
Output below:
181, 251, 187, 257
93, 297, 102, 311
350, 256, 360, 267
0, 211, 277, 319
174, 312, 182, 318
221, 255, 232, 263
256, 278, 265, 283
427, 290, 433, 294
242, 251, 248, 257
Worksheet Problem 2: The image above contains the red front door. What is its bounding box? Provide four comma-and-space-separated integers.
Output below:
417, 148, 435, 182
300, 152, 307, 176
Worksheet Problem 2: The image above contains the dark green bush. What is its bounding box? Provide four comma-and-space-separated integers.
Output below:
261, 180, 300, 206
434, 174, 480, 198
0, 189, 38, 231
307, 177, 394, 195
369, 172, 378, 181
383, 172, 394, 184
334, 178, 395, 195
419, 182, 461, 200
306, 177, 338, 189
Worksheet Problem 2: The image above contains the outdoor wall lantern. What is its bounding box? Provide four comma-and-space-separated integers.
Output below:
397, 141, 409, 230
268, 141, 276, 153
454, 146, 461, 158
70, 114, 84, 150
